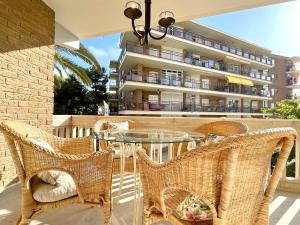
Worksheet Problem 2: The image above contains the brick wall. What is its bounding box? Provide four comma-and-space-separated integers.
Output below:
0, 0, 55, 189
269, 54, 289, 105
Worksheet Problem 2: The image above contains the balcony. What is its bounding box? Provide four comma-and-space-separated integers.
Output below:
122, 42, 272, 83
121, 72, 271, 99
120, 100, 262, 114
1, 115, 300, 225
153, 26, 274, 67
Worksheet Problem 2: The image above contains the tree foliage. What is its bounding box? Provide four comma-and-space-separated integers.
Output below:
262, 99, 300, 119
54, 68, 108, 115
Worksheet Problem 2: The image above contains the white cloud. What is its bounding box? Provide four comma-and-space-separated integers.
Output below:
108, 47, 122, 58
88, 46, 108, 58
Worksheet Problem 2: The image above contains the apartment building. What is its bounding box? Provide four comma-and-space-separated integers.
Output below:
108, 60, 119, 114
269, 54, 289, 107
117, 21, 275, 117
286, 56, 300, 100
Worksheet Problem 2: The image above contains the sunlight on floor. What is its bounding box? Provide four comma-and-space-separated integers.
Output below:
269, 196, 287, 215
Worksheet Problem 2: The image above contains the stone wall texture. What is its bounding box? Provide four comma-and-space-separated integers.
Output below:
0, 0, 55, 189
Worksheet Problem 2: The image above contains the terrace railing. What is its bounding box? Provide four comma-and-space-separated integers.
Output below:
121, 72, 271, 98
124, 42, 272, 82
153, 26, 274, 66
120, 100, 261, 113
53, 115, 300, 194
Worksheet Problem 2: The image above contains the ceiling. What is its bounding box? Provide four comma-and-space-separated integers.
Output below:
43, 0, 291, 42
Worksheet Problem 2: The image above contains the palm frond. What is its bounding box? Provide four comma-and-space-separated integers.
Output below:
55, 44, 102, 74
78, 43, 102, 73
54, 63, 63, 77
58, 55, 92, 85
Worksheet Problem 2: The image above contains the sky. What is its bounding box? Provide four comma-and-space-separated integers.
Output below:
81, 0, 300, 72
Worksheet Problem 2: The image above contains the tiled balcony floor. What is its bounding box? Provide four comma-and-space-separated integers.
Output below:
1, 174, 300, 225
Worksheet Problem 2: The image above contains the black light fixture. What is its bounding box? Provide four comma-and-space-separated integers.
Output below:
124, 0, 175, 46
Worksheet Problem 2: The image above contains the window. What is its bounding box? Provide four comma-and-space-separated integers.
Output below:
201, 99, 209, 106
228, 63, 241, 74
148, 95, 158, 103
263, 100, 268, 108
252, 101, 258, 109
271, 89, 278, 96
148, 71, 158, 83
162, 69, 182, 86
202, 79, 209, 89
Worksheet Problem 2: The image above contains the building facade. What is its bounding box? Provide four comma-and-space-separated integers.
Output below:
268, 54, 289, 107
286, 57, 300, 100
108, 61, 119, 115
117, 21, 276, 117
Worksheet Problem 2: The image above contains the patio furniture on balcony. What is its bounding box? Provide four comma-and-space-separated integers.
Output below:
138, 128, 296, 225
195, 120, 248, 139
0, 121, 114, 225
97, 129, 197, 225
93, 118, 138, 174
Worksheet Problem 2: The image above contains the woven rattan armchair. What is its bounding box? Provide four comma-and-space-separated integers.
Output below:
93, 118, 138, 174
195, 120, 248, 139
0, 121, 114, 225
137, 128, 296, 225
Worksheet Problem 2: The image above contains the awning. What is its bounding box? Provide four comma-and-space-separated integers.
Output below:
227, 76, 241, 85
240, 78, 254, 86
227, 76, 254, 86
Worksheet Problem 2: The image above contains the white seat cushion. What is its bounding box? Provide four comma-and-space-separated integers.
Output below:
32, 172, 77, 203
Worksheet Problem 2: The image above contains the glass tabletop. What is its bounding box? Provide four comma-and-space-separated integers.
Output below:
94, 129, 201, 144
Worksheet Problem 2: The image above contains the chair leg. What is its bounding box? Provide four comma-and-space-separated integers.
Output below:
103, 201, 112, 225
17, 216, 30, 225
142, 213, 151, 225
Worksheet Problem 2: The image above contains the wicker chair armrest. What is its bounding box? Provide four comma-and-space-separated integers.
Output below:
53, 136, 95, 154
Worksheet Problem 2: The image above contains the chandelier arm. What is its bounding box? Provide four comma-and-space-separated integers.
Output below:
131, 19, 143, 38
149, 28, 168, 40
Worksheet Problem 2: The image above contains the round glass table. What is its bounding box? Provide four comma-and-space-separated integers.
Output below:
94, 129, 203, 225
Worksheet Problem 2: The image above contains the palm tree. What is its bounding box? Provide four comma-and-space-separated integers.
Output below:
54, 43, 103, 85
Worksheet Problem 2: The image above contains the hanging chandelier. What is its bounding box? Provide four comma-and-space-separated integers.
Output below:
124, 0, 175, 46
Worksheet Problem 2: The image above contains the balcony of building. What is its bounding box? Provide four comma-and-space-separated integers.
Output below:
121, 25, 275, 69
118, 88, 266, 116
2, 115, 300, 225
120, 42, 273, 85
120, 70, 271, 101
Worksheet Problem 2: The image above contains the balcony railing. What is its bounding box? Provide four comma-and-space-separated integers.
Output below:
120, 100, 262, 114
153, 26, 274, 66
124, 42, 272, 82
121, 72, 271, 98
286, 78, 300, 86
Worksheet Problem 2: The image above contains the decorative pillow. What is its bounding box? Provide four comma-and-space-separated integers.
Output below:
205, 133, 225, 144
175, 194, 212, 221
32, 172, 77, 202
27, 135, 64, 186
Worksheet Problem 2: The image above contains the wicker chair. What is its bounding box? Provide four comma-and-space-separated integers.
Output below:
93, 118, 138, 174
137, 128, 296, 225
0, 121, 114, 225
195, 120, 248, 139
